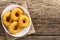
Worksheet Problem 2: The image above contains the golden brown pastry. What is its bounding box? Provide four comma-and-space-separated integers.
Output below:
2, 12, 11, 27
11, 8, 23, 20
8, 21, 21, 34
19, 15, 30, 28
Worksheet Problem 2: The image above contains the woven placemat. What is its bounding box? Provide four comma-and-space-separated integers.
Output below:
5, 1, 35, 40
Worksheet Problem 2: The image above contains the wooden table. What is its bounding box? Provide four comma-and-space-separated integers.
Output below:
0, 0, 60, 40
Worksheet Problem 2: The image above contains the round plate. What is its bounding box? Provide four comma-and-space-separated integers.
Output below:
1, 5, 31, 37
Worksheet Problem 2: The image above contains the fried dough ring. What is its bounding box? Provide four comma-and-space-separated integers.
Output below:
2, 12, 11, 27
9, 21, 21, 34
19, 15, 30, 28
11, 8, 23, 20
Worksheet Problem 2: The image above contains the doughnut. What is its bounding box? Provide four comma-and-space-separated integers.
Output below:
11, 8, 23, 20
8, 21, 21, 34
2, 12, 11, 27
19, 15, 30, 28
2, 7, 30, 34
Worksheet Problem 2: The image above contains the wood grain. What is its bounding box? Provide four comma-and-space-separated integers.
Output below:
1, 0, 60, 40
27, 0, 60, 35
16, 36, 60, 40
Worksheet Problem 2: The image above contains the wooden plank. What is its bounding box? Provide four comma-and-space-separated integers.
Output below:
0, 1, 9, 36
1, 0, 60, 37
16, 36, 60, 40
0, 36, 7, 40
27, 0, 60, 35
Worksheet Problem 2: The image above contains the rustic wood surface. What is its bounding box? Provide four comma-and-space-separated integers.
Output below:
0, 0, 60, 40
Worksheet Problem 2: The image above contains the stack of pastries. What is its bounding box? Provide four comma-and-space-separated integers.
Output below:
2, 8, 30, 34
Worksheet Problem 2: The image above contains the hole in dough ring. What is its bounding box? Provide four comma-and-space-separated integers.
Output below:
11, 8, 23, 20
2, 12, 11, 27
19, 15, 30, 28
8, 21, 21, 34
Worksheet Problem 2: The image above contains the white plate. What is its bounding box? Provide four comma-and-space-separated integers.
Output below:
1, 5, 31, 37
